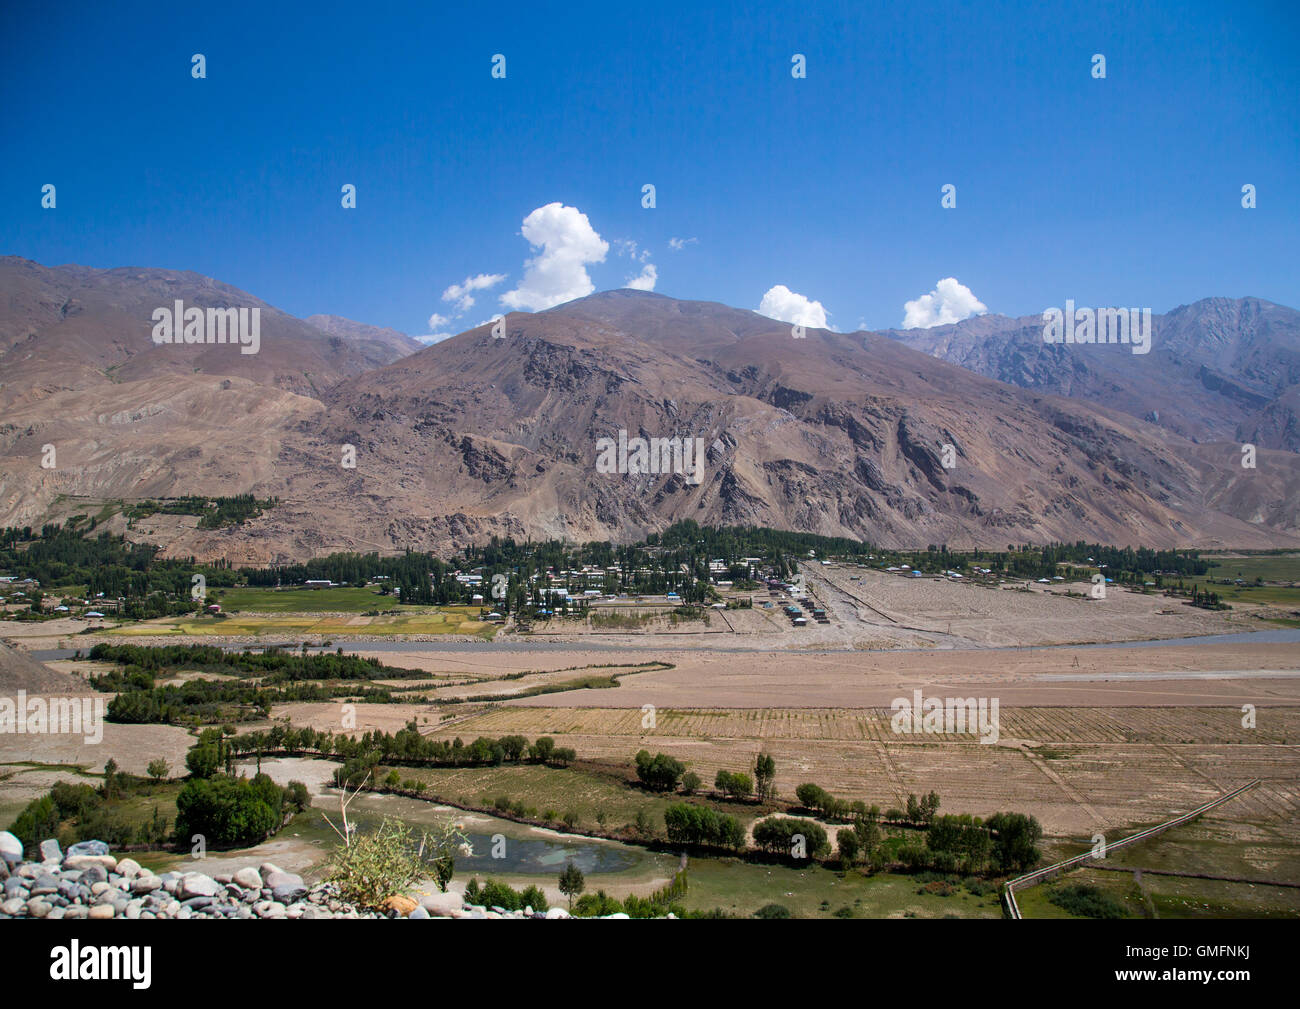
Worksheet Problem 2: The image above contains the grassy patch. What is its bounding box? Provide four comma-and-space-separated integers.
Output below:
682, 862, 1002, 919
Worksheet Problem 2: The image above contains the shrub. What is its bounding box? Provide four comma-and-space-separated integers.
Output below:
755, 903, 791, 919
634, 750, 686, 791
323, 816, 426, 909
285, 780, 310, 812
175, 776, 278, 847
1047, 883, 1126, 919
519, 884, 549, 912
752, 817, 829, 859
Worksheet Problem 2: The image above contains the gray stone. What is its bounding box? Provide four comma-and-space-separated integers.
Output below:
114, 857, 142, 878
1, 897, 24, 915
66, 840, 109, 857
29, 874, 60, 896
26, 898, 53, 917
131, 874, 162, 894
63, 854, 116, 873
421, 891, 463, 914
267, 870, 306, 903
178, 873, 221, 899
0, 831, 23, 865
409, 905, 430, 919
233, 867, 262, 890
80, 864, 108, 885
38, 839, 62, 862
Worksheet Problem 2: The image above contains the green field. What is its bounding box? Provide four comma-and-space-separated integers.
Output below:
1203, 552, 1300, 583
1014, 869, 1145, 918
214, 586, 395, 612
106, 605, 495, 638
681, 861, 1002, 918
1187, 552, 1300, 608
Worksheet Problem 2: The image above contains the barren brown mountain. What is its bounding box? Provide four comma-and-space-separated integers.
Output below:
889, 297, 1300, 452
1, 260, 1298, 561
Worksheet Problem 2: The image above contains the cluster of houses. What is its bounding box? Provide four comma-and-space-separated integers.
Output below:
0, 575, 114, 620
762, 577, 830, 628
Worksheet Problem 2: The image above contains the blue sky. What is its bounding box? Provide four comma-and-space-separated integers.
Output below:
2, 0, 1297, 337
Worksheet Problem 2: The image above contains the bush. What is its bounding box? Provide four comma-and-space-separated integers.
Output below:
752, 817, 829, 859
519, 884, 549, 912
574, 890, 624, 917
755, 903, 792, 919
323, 816, 426, 909
1047, 883, 1126, 919
175, 776, 279, 847
663, 802, 746, 850
481, 878, 521, 911
634, 750, 686, 791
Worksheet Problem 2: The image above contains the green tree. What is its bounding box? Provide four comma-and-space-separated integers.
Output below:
754, 752, 776, 800
837, 828, 861, 866
558, 861, 585, 910
146, 758, 170, 783
185, 745, 220, 780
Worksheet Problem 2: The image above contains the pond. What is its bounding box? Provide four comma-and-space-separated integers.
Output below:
330, 790, 647, 877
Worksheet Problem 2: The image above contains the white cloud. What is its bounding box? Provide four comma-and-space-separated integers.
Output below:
625, 263, 658, 291
613, 238, 650, 263
415, 332, 457, 346
442, 273, 506, 314
757, 284, 829, 329
427, 312, 453, 330
501, 203, 609, 311
902, 277, 987, 329
668, 237, 697, 251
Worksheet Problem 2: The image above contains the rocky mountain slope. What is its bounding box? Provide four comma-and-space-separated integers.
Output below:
1, 261, 1297, 561
888, 297, 1300, 453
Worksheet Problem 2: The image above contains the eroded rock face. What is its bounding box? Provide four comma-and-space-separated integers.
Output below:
3, 267, 1296, 561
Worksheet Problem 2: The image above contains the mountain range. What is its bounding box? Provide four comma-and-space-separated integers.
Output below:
1, 256, 1297, 562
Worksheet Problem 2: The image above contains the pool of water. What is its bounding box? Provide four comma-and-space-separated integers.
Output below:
319, 791, 652, 877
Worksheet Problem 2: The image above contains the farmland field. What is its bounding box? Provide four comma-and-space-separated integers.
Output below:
103, 607, 494, 638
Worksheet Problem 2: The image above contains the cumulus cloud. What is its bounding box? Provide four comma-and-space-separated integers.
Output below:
757, 284, 829, 329
427, 311, 453, 330
625, 263, 658, 291
668, 236, 698, 251
500, 203, 609, 311
902, 277, 987, 329
442, 273, 506, 314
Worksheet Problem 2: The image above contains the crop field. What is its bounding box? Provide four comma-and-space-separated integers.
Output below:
439, 705, 1300, 745
423, 705, 1300, 839
1203, 552, 1300, 584
214, 586, 392, 612
104, 607, 493, 638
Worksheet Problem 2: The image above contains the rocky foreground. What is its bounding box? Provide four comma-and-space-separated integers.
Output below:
0, 832, 608, 920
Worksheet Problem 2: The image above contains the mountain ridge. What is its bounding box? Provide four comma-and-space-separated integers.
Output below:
1, 258, 1297, 561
